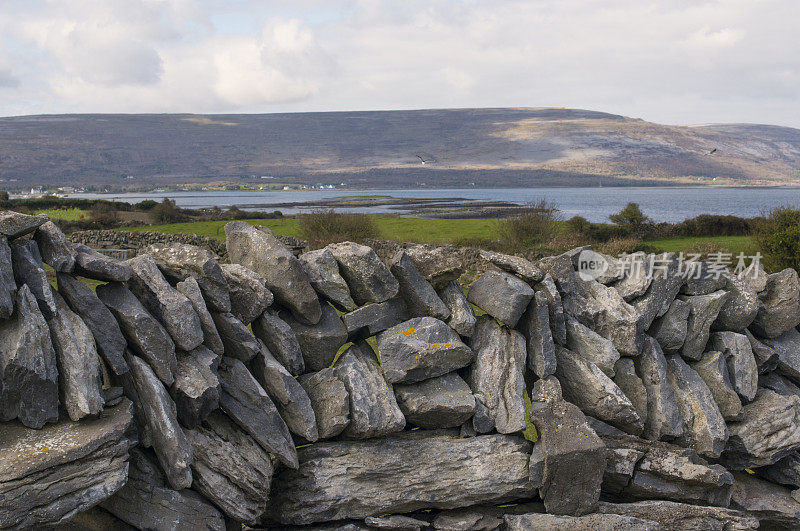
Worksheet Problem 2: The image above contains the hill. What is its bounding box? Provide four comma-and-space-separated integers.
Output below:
1, 108, 799, 189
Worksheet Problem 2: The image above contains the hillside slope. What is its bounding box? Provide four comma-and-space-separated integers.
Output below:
1, 108, 799, 188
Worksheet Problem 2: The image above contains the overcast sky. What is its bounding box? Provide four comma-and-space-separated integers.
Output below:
1, 0, 799, 127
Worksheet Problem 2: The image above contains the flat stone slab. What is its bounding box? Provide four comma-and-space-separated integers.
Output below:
220, 263, 273, 324
504, 512, 659, 530
70, 243, 133, 282
722, 388, 800, 470
217, 356, 298, 469
97, 282, 177, 385
0, 236, 15, 319
299, 248, 357, 312
283, 303, 348, 372
124, 353, 194, 490
342, 298, 408, 339
468, 316, 527, 434
750, 268, 800, 338
666, 353, 728, 458
334, 342, 406, 439
252, 309, 305, 376
598, 500, 758, 530
635, 336, 684, 442
437, 280, 476, 338
0, 210, 48, 239
250, 345, 319, 441
530, 396, 606, 516
378, 317, 474, 384
175, 276, 224, 356
299, 367, 351, 439
267, 432, 536, 526
127, 254, 204, 352
101, 448, 224, 531
225, 221, 320, 324
48, 291, 105, 421
211, 311, 260, 362
170, 346, 220, 429
34, 221, 75, 273
58, 273, 128, 376
0, 400, 135, 529
555, 345, 643, 436
143, 242, 231, 313
327, 241, 400, 305
0, 284, 59, 429
394, 372, 476, 429
390, 251, 450, 320
186, 410, 273, 526
466, 270, 534, 328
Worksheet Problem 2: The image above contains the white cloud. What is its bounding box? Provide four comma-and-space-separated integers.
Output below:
0, 0, 798, 127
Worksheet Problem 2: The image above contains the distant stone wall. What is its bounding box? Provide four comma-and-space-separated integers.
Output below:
68, 229, 308, 257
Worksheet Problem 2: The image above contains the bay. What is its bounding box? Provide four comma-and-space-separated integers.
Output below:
68, 187, 800, 223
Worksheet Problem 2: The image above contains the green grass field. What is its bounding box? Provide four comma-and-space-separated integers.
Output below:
122, 217, 500, 244
645, 235, 756, 256
35, 207, 88, 221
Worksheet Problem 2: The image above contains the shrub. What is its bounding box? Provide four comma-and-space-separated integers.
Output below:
752, 207, 800, 272
89, 202, 118, 226
299, 209, 379, 248
566, 215, 591, 235
135, 199, 158, 210
672, 214, 755, 237
151, 198, 185, 223
597, 237, 644, 256
497, 200, 561, 252
609, 202, 650, 227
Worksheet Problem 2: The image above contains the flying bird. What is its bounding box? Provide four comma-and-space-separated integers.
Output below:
707, 148, 717, 155
415, 153, 436, 165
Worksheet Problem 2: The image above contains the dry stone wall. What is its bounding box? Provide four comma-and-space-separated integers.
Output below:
2, 208, 800, 529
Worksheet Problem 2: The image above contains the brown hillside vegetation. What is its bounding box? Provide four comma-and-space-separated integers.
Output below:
1, 108, 799, 187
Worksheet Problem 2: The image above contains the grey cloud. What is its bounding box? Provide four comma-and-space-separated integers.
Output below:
0, 70, 19, 88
